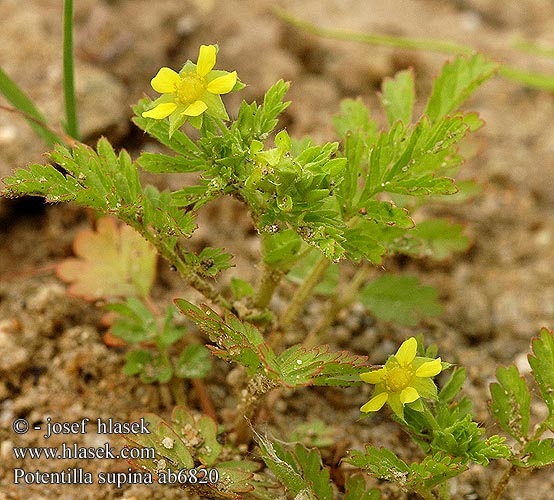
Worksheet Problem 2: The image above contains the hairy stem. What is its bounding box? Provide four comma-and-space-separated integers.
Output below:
136, 226, 232, 309
63, 0, 80, 139
278, 254, 330, 331
167, 376, 187, 406
414, 488, 437, 500
254, 264, 284, 310
191, 378, 217, 422
487, 463, 518, 500
303, 264, 371, 348
231, 374, 280, 443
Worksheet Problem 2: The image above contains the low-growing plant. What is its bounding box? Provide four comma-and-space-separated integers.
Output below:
2, 20, 554, 499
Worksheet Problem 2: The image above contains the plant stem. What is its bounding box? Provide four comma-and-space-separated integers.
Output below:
63, 0, 80, 140
167, 376, 187, 406
413, 486, 438, 500
191, 378, 217, 421
231, 374, 279, 443
279, 254, 330, 331
254, 264, 284, 310
135, 226, 232, 309
303, 264, 371, 348
487, 463, 518, 500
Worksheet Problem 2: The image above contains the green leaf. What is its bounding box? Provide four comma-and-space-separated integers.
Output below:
381, 69, 415, 126
137, 152, 204, 173
439, 367, 466, 404
123, 350, 152, 376
234, 80, 290, 141
2, 139, 197, 241
344, 475, 380, 500
133, 98, 203, 156
490, 364, 531, 442
513, 439, 554, 468
425, 54, 499, 124
0, 66, 63, 147
332, 98, 377, 139
175, 300, 274, 378
410, 219, 470, 260
183, 247, 234, 278
56, 217, 157, 300
253, 430, 332, 500
289, 420, 337, 449
359, 275, 443, 326
175, 344, 212, 379
359, 200, 414, 228
177, 300, 369, 388
407, 452, 466, 489
528, 328, 554, 418
230, 277, 256, 300
342, 221, 387, 264
106, 297, 158, 343
276, 344, 369, 387
346, 446, 410, 484
123, 407, 263, 499
263, 229, 304, 268
122, 412, 194, 470
253, 430, 306, 497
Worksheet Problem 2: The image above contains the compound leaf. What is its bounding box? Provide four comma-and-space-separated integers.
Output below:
123, 407, 265, 499
57, 217, 157, 300
253, 429, 332, 500
513, 439, 554, 468
346, 446, 410, 484
276, 344, 369, 388
177, 300, 369, 388
425, 54, 498, 124
528, 328, 554, 419
175, 300, 275, 378
344, 475, 380, 500
407, 452, 466, 489
490, 364, 531, 442
381, 69, 415, 126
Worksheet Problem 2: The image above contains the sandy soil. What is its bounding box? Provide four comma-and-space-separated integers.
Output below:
2, 1, 554, 499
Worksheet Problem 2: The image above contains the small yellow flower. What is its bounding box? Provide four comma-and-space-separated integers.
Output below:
142, 44, 242, 134
360, 337, 442, 419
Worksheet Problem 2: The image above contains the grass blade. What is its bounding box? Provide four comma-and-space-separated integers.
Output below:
0, 67, 64, 147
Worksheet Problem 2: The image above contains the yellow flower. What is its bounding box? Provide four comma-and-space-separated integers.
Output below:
360, 337, 443, 419
142, 44, 242, 134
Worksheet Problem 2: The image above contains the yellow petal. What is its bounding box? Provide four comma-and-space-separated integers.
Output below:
197, 45, 217, 77
360, 368, 387, 384
151, 67, 180, 93
396, 337, 417, 367
360, 392, 388, 413
415, 357, 442, 378
142, 102, 177, 119
400, 386, 419, 404
207, 71, 237, 94
183, 100, 208, 116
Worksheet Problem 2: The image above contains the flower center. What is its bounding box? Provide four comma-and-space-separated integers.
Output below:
386, 366, 413, 392
177, 73, 205, 105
